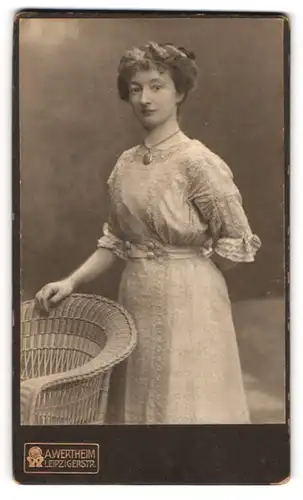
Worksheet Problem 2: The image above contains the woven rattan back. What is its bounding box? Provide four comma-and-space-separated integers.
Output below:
20, 294, 137, 424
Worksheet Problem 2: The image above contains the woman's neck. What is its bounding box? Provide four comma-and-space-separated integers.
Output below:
144, 118, 181, 148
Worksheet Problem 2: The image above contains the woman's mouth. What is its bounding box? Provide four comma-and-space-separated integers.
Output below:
141, 109, 156, 116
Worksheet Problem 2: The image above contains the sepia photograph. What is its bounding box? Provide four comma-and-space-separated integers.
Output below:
18, 13, 287, 429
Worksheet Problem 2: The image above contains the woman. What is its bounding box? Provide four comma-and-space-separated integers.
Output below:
35, 41, 261, 425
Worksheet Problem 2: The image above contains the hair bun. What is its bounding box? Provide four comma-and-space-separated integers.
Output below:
177, 46, 196, 60
159, 42, 196, 61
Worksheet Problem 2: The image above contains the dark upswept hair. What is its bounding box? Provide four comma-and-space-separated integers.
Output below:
117, 41, 198, 102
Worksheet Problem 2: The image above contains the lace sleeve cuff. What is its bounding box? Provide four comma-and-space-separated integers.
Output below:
214, 234, 261, 263
97, 223, 127, 260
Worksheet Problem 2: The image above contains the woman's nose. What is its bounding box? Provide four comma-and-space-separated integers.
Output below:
140, 87, 152, 105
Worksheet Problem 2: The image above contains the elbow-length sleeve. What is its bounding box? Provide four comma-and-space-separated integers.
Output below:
97, 218, 126, 260
96, 156, 127, 260
188, 153, 261, 263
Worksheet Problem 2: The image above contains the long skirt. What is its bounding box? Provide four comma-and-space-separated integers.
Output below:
106, 254, 250, 424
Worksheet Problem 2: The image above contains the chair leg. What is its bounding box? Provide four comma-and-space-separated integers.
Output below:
95, 370, 112, 424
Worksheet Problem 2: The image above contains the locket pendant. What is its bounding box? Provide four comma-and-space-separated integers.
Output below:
143, 151, 153, 165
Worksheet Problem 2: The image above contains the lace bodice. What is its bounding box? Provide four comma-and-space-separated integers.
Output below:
97, 138, 261, 262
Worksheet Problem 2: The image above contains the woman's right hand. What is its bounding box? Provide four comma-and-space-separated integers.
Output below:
35, 278, 75, 313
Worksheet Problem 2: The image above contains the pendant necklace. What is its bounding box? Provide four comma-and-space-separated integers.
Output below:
142, 129, 180, 165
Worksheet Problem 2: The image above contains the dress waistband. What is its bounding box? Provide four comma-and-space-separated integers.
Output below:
124, 241, 212, 261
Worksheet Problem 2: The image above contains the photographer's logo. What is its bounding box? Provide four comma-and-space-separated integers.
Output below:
24, 443, 99, 474
26, 446, 44, 468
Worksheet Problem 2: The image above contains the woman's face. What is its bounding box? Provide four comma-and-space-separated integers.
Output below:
128, 68, 184, 129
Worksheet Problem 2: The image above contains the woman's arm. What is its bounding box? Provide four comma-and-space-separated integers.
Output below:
35, 248, 118, 312
68, 247, 117, 289
211, 252, 238, 272
188, 155, 261, 265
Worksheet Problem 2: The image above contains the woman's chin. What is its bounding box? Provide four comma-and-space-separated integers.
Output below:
142, 122, 157, 131
135, 113, 159, 129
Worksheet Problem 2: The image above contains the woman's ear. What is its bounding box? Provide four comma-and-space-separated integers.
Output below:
176, 91, 185, 104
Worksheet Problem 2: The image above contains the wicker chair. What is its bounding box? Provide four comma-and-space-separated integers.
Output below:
20, 293, 137, 425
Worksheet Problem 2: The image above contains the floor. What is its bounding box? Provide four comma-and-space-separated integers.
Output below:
232, 297, 286, 424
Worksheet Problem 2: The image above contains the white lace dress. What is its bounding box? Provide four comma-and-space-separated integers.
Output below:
97, 138, 261, 424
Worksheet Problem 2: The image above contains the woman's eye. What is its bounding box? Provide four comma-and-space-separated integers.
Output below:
130, 87, 140, 94
151, 84, 162, 91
